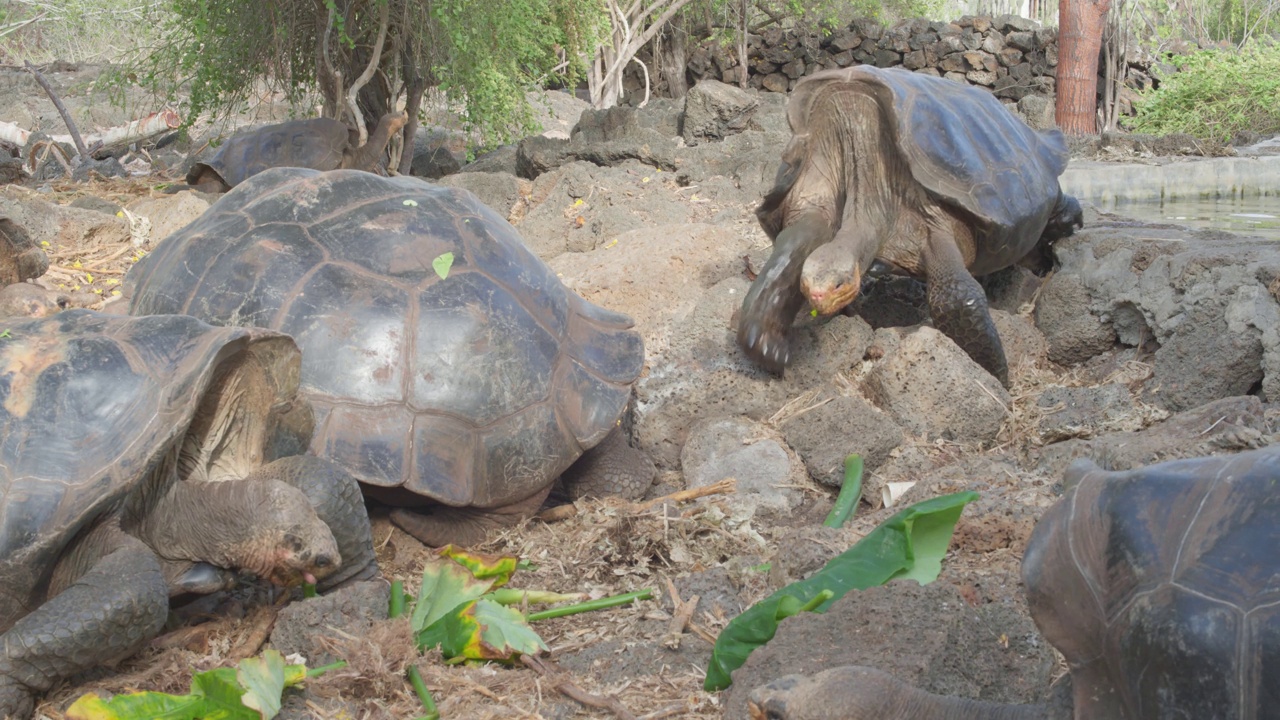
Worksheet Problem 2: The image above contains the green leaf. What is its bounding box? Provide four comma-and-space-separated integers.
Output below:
65, 653, 309, 720
65, 692, 208, 720
411, 556, 497, 638
703, 491, 979, 692
431, 598, 547, 661
432, 252, 454, 280
437, 544, 519, 588
237, 649, 289, 718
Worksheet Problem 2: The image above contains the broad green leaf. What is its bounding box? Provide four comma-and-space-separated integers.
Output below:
437, 544, 519, 588
65, 654, 309, 720
703, 491, 979, 691
237, 649, 289, 718
411, 556, 497, 637
429, 598, 547, 661
66, 692, 208, 720
190, 667, 261, 719
432, 252, 454, 279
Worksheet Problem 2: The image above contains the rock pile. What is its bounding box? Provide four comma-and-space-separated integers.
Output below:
685, 15, 1059, 110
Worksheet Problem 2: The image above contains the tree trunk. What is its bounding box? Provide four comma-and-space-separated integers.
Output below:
1055, 0, 1112, 134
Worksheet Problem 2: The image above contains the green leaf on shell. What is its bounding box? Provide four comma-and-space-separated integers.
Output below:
702, 490, 980, 692
432, 252, 454, 279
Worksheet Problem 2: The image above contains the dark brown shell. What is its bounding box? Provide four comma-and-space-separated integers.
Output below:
186, 118, 350, 189
126, 168, 645, 509
0, 310, 303, 630
1023, 446, 1280, 718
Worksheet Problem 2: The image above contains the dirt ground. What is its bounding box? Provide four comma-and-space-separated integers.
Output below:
2, 63, 1154, 720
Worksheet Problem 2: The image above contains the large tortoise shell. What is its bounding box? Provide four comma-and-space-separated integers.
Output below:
186, 118, 351, 189
0, 310, 301, 631
126, 168, 645, 509
759, 65, 1070, 275
1023, 446, 1280, 718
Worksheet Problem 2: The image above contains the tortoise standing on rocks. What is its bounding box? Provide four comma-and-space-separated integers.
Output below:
0, 310, 377, 719
747, 445, 1280, 719
738, 66, 1083, 386
125, 167, 653, 547
182, 111, 409, 193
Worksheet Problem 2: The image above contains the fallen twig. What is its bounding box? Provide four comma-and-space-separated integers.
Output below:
661, 577, 699, 650
24, 60, 88, 161
520, 654, 637, 720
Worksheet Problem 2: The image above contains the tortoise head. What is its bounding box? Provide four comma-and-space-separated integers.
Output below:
0, 283, 68, 318
246, 480, 342, 587
800, 241, 862, 316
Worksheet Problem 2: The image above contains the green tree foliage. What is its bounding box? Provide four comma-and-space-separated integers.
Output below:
121, 0, 606, 145
1128, 41, 1280, 141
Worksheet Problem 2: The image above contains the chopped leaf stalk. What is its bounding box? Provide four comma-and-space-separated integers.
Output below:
823, 454, 864, 528
525, 589, 654, 622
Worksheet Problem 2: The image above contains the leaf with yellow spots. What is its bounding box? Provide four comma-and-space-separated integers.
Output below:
437, 545, 518, 588
421, 599, 547, 663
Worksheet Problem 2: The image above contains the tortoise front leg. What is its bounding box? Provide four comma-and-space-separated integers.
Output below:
738, 213, 836, 374
0, 535, 168, 719
922, 222, 1009, 387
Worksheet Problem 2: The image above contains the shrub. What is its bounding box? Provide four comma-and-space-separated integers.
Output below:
1128, 41, 1280, 142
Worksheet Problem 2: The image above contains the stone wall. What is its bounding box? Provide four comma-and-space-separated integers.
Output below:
685, 15, 1058, 117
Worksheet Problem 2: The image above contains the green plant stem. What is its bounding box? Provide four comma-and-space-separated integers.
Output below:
823, 454, 864, 528
525, 589, 653, 622
306, 660, 348, 678
407, 665, 439, 720
799, 589, 834, 614
302, 583, 317, 599
389, 579, 406, 619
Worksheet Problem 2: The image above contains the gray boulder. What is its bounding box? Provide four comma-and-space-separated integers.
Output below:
1035, 220, 1280, 411
681, 79, 760, 146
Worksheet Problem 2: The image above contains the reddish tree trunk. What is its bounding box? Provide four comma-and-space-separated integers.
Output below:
1055, 0, 1112, 135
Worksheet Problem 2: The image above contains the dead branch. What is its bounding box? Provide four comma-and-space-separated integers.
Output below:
23, 60, 88, 161
632, 477, 736, 512
345, 0, 390, 144
520, 654, 637, 720
661, 577, 699, 650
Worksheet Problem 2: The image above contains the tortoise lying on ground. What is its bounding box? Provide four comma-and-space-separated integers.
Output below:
747, 444, 1280, 719
182, 111, 409, 193
0, 215, 67, 317
125, 168, 652, 547
0, 310, 377, 719
738, 66, 1083, 386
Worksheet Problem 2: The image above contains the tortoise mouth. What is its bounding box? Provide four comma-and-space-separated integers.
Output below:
800, 269, 861, 316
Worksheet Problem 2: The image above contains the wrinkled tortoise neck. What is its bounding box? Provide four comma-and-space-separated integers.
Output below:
346, 112, 407, 171
133, 478, 293, 577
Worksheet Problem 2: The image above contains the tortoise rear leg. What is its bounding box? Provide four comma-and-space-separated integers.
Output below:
922, 217, 1009, 387
390, 484, 554, 548
560, 427, 656, 502
0, 535, 168, 719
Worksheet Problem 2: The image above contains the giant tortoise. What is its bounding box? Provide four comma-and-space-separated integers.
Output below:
748, 444, 1280, 719
0, 215, 66, 317
738, 65, 1083, 386
125, 167, 651, 547
183, 111, 409, 193
0, 310, 376, 719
